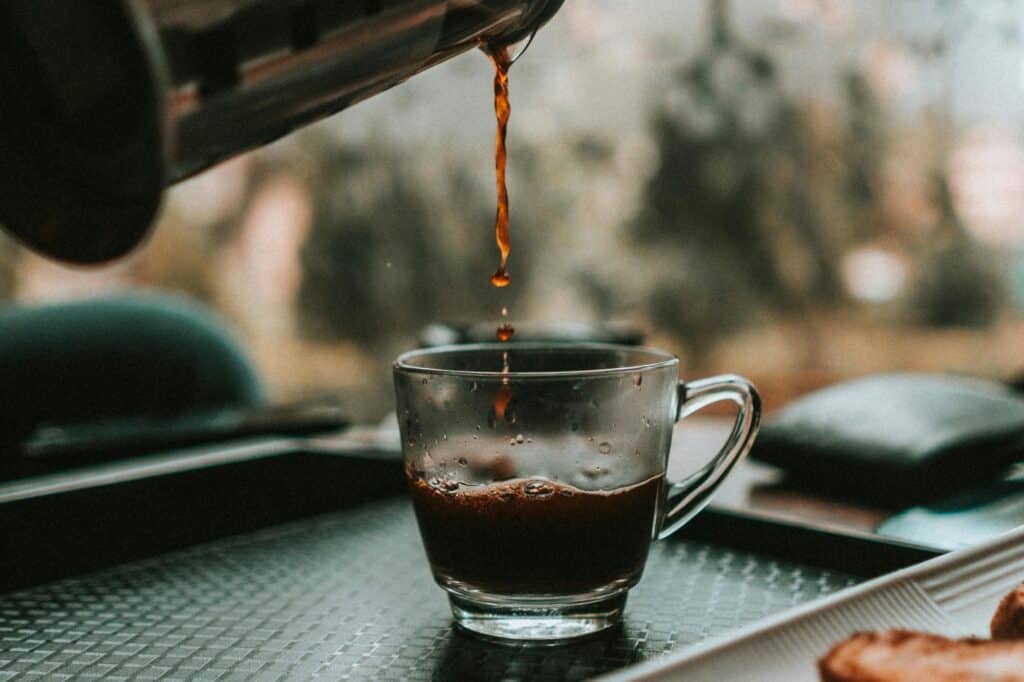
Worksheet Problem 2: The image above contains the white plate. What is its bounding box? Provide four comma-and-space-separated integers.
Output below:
602, 524, 1024, 681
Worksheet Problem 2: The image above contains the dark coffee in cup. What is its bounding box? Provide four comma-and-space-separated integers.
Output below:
409, 474, 664, 595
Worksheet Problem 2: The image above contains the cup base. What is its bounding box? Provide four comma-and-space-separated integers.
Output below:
447, 589, 627, 645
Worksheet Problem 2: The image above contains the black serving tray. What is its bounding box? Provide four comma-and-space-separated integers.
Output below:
0, 442, 942, 680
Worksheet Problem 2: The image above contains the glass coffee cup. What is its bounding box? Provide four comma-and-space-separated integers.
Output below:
394, 343, 760, 643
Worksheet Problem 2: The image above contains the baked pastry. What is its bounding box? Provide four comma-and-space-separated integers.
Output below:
818, 629, 1024, 682
992, 583, 1024, 640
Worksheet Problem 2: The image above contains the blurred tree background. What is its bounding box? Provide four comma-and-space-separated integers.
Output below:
629, 0, 851, 354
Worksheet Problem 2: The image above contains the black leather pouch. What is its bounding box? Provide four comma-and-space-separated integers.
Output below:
751, 373, 1024, 505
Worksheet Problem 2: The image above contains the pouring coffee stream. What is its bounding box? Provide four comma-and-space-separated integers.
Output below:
486, 43, 514, 291
482, 41, 518, 382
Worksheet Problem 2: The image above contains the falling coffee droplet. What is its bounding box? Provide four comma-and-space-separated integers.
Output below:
492, 386, 512, 423
516, 434, 524, 444
496, 323, 515, 342
634, 375, 643, 388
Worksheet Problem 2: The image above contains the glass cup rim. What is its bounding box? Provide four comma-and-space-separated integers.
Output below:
394, 342, 678, 380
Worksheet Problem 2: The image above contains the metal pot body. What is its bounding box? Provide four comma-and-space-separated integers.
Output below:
0, 0, 562, 262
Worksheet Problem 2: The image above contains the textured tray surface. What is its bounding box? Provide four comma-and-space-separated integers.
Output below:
0, 498, 856, 680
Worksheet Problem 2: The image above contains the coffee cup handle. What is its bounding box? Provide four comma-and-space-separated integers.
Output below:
658, 375, 762, 539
